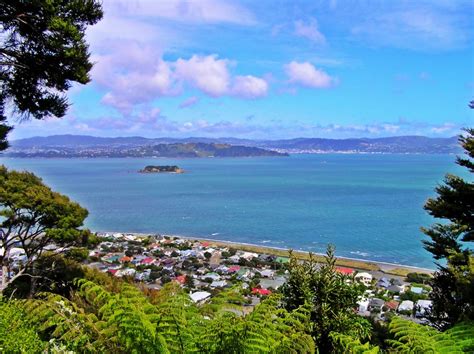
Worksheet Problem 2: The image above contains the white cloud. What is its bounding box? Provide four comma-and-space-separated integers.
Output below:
231, 75, 268, 98
104, 0, 256, 25
294, 19, 326, 44
284, 61, 337, 88
175, 55, 231, 97
91, 41, 175, 113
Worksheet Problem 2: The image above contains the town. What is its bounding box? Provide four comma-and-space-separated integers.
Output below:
80, 232, 433, 323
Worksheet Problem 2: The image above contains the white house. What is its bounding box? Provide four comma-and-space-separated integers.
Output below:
398, 300, 414, 313
355, 272, 373, 286
190, 291, 211, 303
259, 269, 275, 278
210, 280, 227, 288
357, 298, 370, 313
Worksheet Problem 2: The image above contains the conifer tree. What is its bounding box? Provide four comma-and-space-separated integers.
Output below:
422, 102, 474, 327
281, 245, 371, 352
0, 0, 103, 150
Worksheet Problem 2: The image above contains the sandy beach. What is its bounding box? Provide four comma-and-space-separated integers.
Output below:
97, 230, 435, 277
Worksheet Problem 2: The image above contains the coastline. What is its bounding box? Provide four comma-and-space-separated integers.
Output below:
96, 230, 435, 277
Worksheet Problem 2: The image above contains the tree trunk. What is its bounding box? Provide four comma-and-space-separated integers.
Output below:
1, 261, 8, 294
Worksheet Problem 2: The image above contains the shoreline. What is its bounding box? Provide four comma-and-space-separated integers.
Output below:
96, 230, 435, 276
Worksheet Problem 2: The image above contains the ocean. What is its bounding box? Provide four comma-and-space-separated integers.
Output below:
0, 154, 466, 268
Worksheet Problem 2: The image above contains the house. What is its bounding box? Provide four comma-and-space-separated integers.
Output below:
203, 272, 221, 281
119, 256, 133, 263
376, 277, 391, 288
259, 269, 275, 278
357, 298, 370, 313
387, 284, 405, 294
355, 272, 373, 286
228, 265, 241, 273
190, 291, 211, 303
136, 269, 151, 281
180, 249, 197, 258
336, 267, 354, 275
398, 300, 414, 313
258, 254, 275, 262
252, 288, 272, 296
241, 252, 258, 260
215, 265, 229, 274
104, 255, 120, 264
416, 300, 433, 317
369, 298, 385, 312
210, 280, 227, 288
115, 268, 136, 277
410, 286, 424, 295
141, 257, 156, 265
228, 255, 241, 263
175, 275, 187, 285
384, 300, 399, 312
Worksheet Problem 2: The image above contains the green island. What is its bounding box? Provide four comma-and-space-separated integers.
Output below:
139, 165, 185, 174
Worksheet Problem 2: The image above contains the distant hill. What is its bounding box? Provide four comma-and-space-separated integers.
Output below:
7, 134, 461, 155
5, 141, 287, 158
258, 136, 461, 154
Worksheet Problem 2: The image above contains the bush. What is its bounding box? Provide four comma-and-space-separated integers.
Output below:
0, 301, 46, 352
66, 247, 90, 262
406, 272, 432, 285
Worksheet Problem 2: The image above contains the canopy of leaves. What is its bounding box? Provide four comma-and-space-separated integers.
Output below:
0, 300, 46, 352
0, 166, 88, 291
21, 271, 315, 353
281, 245, 371, 352
0, 0, 103, 149
422, 126, 474, 327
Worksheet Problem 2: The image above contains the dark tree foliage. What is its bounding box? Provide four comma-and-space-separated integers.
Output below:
422, 104, 474, 328
0, 166, 89, 293
281, 245, 371, 352
0, 0, 103, 150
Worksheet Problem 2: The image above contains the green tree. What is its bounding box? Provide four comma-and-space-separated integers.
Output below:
0, 0, 103, 150
281, 245, 371, 353
421, 121, 474, 327
0, 166, 88, 293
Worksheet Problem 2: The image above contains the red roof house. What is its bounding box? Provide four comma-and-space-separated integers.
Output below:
175, 275, 187, 285
141, 257, 155, 264
252, 288, 272, 296
228, 265, 241, 273
119, 256, 133, 263
336, 267, 354, 275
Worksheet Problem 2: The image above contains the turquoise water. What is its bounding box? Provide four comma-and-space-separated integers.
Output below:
0, 154, 465, 268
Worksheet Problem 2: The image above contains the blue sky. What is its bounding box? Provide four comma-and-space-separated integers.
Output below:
10, 0, 474, 140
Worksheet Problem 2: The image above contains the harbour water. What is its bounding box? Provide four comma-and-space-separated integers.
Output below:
1, 153, 465, 268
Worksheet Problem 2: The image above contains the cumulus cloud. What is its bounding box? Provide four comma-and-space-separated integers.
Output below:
294, 19, 326, 44
175, 55, 230, 97
105, 0, 256, 26
91, 42, 175, 113
231, 75, 268, 98
91, 46, 268, 113
284, 61, 337, 88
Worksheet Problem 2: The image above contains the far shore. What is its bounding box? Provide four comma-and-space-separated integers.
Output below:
96, 230, 435, 277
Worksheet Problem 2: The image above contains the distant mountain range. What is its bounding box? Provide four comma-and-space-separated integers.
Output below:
5, 134, 461, 157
